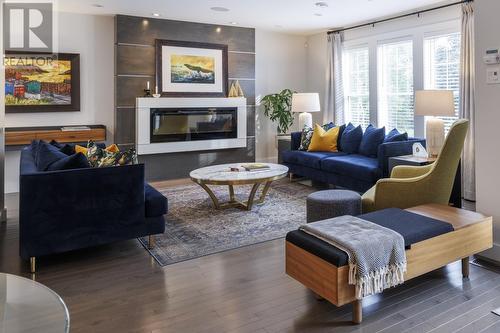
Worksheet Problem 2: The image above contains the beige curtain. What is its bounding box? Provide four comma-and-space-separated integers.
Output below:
459, 2, 476, 201
325, 32, 344, 124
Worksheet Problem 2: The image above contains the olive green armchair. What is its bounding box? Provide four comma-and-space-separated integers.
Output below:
361, 119, 469, 213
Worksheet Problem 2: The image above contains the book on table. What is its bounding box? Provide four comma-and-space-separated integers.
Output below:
241, 163, 270, 171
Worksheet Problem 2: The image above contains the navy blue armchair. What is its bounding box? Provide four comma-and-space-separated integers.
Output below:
19, 145, 167, 272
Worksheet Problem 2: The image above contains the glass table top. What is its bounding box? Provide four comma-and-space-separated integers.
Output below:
0, 273, 69, 333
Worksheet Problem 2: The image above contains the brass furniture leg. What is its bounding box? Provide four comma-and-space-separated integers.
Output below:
352, 299, 362, 324
289, 173, 293, 181
462, 256, 469, 278
198, 183, 221, 209
148, 235, 156, 249
30, 257, 36, 274
196, 181, 275, 211
228, 185, 235, 202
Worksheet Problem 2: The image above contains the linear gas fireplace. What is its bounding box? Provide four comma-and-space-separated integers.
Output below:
136, 97, 247, 155
150, 107, 237, 143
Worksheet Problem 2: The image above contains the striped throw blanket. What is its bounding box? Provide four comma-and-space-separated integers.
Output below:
300, 215, 407, 299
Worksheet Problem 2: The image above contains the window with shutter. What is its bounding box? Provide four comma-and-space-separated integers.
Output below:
377, 40, 414, 136
343, 47, 370, 128
424, 32, 461, 134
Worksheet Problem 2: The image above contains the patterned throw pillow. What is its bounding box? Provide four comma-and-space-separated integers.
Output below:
86, 141, 137, 168
298, 122, 336, 151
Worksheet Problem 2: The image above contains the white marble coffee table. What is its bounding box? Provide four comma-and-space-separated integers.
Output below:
190, 163, 289, 210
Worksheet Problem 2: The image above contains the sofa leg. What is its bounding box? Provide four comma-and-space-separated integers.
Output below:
352, 299, 362, 324
289, 173, 293, 181
462, 257, 469, 278
148, 235, 156, 249
30, 257, 36, 274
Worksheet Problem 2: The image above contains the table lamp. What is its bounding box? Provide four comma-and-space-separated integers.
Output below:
414, 90, 455, 157
292, 93, 320, 130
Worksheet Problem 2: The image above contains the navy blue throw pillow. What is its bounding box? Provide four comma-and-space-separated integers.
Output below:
337, 124, 347, 150
35, 141, 69, 171
340, 124, 363, 154
384, 128, 409, 143
359, 125, 386, 157
47, 152, 90, 171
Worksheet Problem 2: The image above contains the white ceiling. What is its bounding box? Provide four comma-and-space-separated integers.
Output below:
57, 0, 456, 35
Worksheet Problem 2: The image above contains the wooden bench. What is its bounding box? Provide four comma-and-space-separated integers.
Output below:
285, 203, 493, 324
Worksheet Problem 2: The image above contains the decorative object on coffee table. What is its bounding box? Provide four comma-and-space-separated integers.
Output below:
307, 190, 362, 223
190, 163, 288, 210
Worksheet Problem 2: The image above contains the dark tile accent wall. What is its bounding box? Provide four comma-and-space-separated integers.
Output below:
115, 15, 256, 181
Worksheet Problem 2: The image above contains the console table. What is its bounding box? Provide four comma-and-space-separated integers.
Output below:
5, 125, 106, 146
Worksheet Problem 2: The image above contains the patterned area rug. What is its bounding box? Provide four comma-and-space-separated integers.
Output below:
139, 180, 315, 266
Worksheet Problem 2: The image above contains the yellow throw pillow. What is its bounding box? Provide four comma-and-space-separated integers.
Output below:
307, 124, 340, 152
75, 145, 88, 154
106, 144, 120, 153
74, 144, 120, 155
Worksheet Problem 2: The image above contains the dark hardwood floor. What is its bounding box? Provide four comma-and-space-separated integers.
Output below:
1, 192, 499, 333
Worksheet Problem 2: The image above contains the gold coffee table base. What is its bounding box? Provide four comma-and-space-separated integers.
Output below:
197, 181, 273, 211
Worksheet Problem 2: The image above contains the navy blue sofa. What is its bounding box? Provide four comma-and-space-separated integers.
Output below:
282, 132, 426, 192
19, 144, 167, 268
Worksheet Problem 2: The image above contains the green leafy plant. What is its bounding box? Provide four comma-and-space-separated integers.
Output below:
261, 89, 295, 134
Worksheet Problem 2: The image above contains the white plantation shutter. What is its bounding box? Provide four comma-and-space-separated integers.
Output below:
343, 47, 370, 128
377, 40, 414, 136
424, 32, 461, 133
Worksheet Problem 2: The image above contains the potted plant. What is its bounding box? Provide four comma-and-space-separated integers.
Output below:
261, 89, 295, 136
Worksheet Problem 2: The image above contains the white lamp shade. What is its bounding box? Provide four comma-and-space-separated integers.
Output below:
414, 90, 455, 117
291, 93, 320, 113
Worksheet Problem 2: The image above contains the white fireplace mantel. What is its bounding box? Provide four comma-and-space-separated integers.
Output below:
136, 97, 247, 155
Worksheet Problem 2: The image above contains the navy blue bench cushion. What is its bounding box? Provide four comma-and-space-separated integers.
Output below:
286, 208, 454, 267
282, 150, 346, 170
145, 184, 168, 217
321, 154, 381, 182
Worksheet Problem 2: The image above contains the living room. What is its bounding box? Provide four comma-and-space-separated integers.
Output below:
1, 0, 500, 332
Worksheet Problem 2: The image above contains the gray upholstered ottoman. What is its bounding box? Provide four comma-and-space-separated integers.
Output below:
306, 190, 362, 223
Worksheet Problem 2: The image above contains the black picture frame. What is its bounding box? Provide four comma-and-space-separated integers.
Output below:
155, 39, 228, 97
5, 52, 80, 113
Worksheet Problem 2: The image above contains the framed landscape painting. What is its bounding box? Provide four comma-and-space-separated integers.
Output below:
4, 52, 80, 113
156, 40, 228, 97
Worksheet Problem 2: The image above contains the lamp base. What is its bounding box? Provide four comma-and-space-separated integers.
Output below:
298, 112, 313, 131
425, 117, 445, 157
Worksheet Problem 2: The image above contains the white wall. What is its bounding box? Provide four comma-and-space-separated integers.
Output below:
5, 12, 114, 193
475, 0, 500, 262
255, 29, 308, 162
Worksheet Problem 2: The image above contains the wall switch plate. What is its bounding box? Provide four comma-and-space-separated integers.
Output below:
487, 67, 500, 84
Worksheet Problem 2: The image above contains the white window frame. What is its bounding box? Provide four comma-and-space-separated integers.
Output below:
342, 18, 460, 138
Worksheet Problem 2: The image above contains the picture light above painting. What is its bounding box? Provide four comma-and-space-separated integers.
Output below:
155, 39, 228, 97
4, 52, 80, 113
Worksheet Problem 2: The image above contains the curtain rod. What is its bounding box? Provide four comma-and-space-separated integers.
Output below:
327, 0, 472, 35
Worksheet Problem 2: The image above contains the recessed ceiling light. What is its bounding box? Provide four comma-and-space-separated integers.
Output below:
210, 7, 230, 12
152, 13, 160, 17
229, 21, 238, 25
315, 1, 329, 8
314, 13, 323, 16
92, 3, 103, 7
